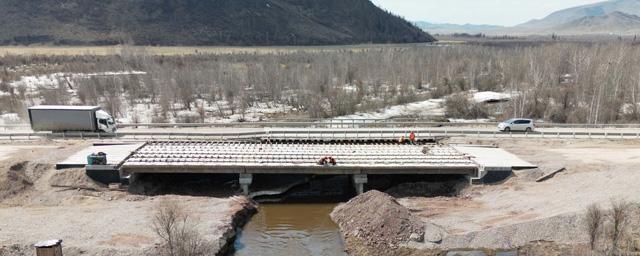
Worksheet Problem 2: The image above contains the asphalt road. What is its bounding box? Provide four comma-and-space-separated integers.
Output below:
3, 126, 640, 141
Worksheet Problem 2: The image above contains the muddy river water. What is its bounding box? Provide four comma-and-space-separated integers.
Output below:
233, 203, 347, 256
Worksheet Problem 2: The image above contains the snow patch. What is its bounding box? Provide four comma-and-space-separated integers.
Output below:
448, 118, 492, 123
473, 91, 512, 103
622, 103, 640, 115
9, 71, 147, 94
332, 99, 444, 120
342, 84, 358, 92
0, 113, 22, 125
116, 100, 295, 124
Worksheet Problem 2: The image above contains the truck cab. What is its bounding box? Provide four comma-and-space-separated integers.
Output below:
95, 110, 117, 133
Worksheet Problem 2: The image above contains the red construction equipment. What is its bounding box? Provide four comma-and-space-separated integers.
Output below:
317, 156, 337, 166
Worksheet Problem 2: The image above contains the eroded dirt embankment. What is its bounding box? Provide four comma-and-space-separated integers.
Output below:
217, 196, 258, 256
333, 189, 640, 256
0, 142, 257, 256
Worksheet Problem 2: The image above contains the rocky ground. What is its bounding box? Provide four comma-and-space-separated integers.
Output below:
333, 138, 640, 256
0, 141, 256, 256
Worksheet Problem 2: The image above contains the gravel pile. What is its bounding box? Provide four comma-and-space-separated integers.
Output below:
331, 190, 425, 250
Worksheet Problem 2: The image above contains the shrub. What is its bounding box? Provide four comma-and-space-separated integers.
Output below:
152, 200, 212, 256
585, 203, 603, 250
611, 199, 630, 250
444, 93, 488, 119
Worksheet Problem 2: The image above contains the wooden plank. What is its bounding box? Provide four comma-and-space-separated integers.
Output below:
536, 167, 566, 182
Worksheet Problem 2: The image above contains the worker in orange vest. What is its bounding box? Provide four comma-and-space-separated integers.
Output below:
409, 131, 416, 144
398, 136, 405, 144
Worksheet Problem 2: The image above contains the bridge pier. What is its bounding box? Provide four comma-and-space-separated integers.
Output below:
239, 174, 253, 195
352, 174, 368, 195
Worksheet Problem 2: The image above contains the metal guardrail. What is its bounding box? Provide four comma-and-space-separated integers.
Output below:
264, 129, 640, 140
0, 131, 265, 141
2, 129, 640, 141
108, 120, 640, 129
115, 122, 640, 129
4, 119, 640, 130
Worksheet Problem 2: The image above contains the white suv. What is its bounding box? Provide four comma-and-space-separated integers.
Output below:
498, 118, 535, 132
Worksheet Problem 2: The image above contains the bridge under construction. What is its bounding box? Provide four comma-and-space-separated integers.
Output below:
63, 139, 533, 195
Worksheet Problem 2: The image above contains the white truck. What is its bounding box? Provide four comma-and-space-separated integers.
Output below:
28, 106, 117, 133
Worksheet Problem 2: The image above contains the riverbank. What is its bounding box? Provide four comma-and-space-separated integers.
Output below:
333, 192, 640, 256
0, 141, 257, 256
332, 138, 640, 255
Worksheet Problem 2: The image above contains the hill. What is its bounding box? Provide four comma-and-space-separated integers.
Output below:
513, 0, 640, 34
552, 11, 640, 34
414, 21, 504, 35
0, 0, 434, 46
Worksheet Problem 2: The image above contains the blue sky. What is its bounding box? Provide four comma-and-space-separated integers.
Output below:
370, 0, 606, 26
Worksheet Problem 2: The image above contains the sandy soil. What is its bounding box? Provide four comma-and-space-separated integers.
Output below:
0, 145, 58, 161
0, 194, 252, 256
402, 138, 640, 250
0, 141, 255, 256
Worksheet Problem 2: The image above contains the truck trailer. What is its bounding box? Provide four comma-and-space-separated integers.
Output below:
28, 105, 117, 133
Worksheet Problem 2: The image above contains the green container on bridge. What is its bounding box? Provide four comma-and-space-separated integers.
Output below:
87, 152, 107, 165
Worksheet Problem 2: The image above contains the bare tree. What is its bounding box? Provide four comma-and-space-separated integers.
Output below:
7, 41, 640, 124
196, 102, 206, 123
611, 199, 630, 251
152, 200, 212, 256
585, 203, 603, 251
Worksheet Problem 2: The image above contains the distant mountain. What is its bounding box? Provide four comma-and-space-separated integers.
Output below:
553, 11, 640, 34
414, 21, 504, 35
0, 0, 434, 46
513, 0, 640, 35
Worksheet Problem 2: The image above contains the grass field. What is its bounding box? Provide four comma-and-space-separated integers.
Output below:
0, 43, 440, 56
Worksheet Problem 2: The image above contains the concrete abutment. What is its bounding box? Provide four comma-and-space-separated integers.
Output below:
239, 174, 253, 195
352, 174, 368, 195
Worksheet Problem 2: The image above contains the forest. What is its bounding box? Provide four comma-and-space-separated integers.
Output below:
1, 42, 640, 124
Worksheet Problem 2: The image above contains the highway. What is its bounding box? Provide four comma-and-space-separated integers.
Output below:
3, 124, 640, 141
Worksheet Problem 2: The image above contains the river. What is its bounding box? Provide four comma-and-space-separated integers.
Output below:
233, 203, 347, 256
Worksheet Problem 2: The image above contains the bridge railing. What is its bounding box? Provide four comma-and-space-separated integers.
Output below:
3, 128, 640, 141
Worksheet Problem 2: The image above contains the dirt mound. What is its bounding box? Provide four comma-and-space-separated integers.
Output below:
0, 168, 33, 201
49, 168, 105, 191
330, 190, 425, 252
0, 143, 85, 202
0, 159, 48, 202
9, 161, 28, 172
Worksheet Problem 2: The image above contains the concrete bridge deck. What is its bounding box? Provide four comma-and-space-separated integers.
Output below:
120, 141, 483, 194
121, 141, 479, 176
